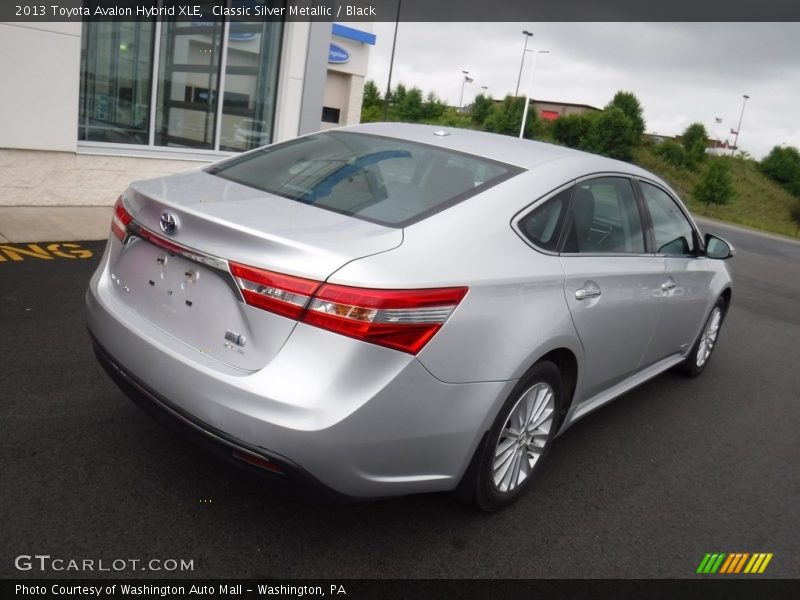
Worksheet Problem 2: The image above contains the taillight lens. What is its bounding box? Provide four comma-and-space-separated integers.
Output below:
304, 284, 467, 354
230, 262, 321, 320
111, 196, 133, 242
230, 262, 467, 354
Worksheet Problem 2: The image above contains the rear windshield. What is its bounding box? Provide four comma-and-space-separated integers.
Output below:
207, 131, 521, 226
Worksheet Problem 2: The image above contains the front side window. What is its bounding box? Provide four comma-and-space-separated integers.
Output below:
562, 177, 645, 254
640, 182, 698, 256
208, 132, 520, 226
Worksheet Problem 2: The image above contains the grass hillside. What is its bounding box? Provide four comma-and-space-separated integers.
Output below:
632, 146, 800, 238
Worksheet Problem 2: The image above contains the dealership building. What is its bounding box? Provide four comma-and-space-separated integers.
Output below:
0, 15, 375, 207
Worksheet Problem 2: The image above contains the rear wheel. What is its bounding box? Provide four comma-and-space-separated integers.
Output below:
474, 361, 562, 511
680, 297, 726, 378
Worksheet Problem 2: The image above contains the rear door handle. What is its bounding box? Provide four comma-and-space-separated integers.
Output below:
575, 287, 602, 300
661, 280, 676, 291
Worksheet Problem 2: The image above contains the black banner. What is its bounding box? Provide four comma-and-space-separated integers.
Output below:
4, 579, 800, 600
2, 0, 800, 23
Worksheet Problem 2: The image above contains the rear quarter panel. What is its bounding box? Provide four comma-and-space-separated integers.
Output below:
327, 167, 586, 385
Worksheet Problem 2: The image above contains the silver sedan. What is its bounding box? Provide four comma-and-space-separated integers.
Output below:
86, 123, 733, 510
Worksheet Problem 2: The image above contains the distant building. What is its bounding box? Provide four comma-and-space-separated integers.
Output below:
490, 98, 601, 120
530, 99, 601, 121
646, 133, 734, 155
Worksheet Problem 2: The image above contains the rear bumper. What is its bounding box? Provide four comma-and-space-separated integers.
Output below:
86, 245, 516, 498
91, 336, 350, 501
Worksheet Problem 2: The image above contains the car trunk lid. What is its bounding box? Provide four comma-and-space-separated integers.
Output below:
106, 170, 403, 372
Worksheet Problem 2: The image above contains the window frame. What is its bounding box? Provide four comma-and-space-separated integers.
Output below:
78, 9, 284, 156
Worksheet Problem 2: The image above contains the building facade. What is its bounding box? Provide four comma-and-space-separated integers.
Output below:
0, 15, 373, 206
532, 99, 601, 122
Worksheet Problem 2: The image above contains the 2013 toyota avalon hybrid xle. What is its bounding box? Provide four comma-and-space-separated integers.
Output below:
86, 123, 733, 510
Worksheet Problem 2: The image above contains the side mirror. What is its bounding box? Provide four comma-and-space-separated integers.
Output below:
704, 233, 735, 259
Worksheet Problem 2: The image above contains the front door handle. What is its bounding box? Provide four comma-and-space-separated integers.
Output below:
575, 287, 602, 300
661, 279, 676, 291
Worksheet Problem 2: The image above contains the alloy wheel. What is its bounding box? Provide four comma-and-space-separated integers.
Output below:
492, 382, 555, 493
696, 306, 722, 368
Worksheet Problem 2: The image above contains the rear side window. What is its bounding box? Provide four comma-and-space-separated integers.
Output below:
562, 177, 645, 254
518, 187, 572, 252
207, 132, 520, 226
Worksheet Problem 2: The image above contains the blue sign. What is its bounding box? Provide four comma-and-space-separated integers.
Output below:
328, 43, 351, 64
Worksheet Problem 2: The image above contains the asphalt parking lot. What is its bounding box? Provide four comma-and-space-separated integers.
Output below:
1, 221, 798, 579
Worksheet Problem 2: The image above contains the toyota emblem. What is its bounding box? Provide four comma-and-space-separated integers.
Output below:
160, 211, 177, 235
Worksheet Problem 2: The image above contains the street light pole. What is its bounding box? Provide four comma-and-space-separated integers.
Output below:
731, 94, 750, 157
519, 49, 549, 139
382, 0, 402, 121
514, 30, 533, 97
459, 70, 470, 109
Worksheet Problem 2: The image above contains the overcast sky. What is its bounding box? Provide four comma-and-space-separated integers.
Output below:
364, 23, 800, 159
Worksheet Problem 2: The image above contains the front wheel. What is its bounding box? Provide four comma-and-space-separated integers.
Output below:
473, 361, 562, 511
680, 297, 727, 378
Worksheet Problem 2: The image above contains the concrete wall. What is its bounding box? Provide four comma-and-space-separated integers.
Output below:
272, 21, 311, 142
0, 149, 207, 206
0, 22, 82, 152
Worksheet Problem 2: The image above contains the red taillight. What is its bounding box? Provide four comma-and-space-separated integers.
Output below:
111, 196, 133, 242
229, 262, 321, 320
230, 260, 468, 355
304, 284, 468, 354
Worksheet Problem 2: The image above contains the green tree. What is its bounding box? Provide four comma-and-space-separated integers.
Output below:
694, 159, 734, 207
362, 79, 382, 109
581, 107, 636, 160
421, 91, 447, 122
360, 80, 384, 122
396, 86, 425, 122
760, 145, 800, 197
483, 95, 538, 139
436, 106, 473, 129
606, 91, 646, 138
470, 93, 494, 126
654, 139, 687, 168
681, 123, 709, 168
360, 104, 382, 123
551, 113, 596, 149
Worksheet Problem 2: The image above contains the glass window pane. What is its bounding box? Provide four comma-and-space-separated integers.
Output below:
563, 177, 645, 254
219, 15, 283, 151
155, 13, 224, 149
641, 182, 697, 255
208, 132, 519, 226
518, 187, 572, 252
79, 21, 154, 144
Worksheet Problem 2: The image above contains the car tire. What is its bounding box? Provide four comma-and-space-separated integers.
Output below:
473, 361, 562, 511
679, 297, 727, 378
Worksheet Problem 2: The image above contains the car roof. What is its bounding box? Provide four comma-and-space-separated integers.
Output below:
335, 122, 655, 180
